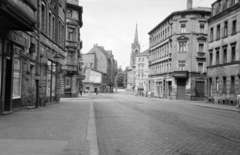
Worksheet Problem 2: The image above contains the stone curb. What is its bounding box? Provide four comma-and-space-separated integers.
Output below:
87, 103, 99, 155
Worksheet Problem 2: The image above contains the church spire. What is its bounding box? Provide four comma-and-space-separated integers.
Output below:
134, 24, 138, 45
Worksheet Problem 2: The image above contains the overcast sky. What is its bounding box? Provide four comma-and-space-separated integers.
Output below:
79, 0, 215, 69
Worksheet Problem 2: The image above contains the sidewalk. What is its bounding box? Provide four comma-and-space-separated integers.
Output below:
151, 97, 239, 112
0, 98, 91, 155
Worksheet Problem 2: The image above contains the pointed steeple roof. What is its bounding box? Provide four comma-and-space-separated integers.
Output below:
134, 24, 138, 45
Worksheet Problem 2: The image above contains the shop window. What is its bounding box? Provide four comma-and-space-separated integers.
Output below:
216, 77, 219, 91
13, 46, 21, 98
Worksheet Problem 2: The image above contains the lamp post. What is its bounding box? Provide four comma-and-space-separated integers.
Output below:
54, 53, 61, 102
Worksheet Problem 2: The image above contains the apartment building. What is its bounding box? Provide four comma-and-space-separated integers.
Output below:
135, 49, 149, 96
61, 0, 84, 97
0, 0, 66, 114
207, 0, 240, 105
148, 0, 211, 100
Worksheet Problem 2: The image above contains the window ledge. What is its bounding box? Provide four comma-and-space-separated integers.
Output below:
231, 32, 237, 36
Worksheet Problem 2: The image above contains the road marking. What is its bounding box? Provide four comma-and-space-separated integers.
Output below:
87, 103, 99, 155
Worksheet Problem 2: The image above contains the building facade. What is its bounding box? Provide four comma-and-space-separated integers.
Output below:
0, 0, 66, 115
207, 0, 240, 105
82, 44, 117, 93
148, 0, 211, 100
135, 49, 149, 96
61, 0, 84, 97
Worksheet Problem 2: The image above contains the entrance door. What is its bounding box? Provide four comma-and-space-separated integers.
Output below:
195, 81, 204, 99
3, 41, 13, 111
177, 79, 186, 100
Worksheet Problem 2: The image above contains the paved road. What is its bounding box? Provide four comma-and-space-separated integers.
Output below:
0, 91, 240, 155
92, 92, 240, 155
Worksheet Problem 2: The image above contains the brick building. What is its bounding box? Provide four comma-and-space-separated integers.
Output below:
207, 0, 240, 105
148, 0, 211, 100
61, 0, 84, 97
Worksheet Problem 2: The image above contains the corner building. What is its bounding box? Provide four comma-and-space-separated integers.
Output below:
207, 0, 240, 104
148, 0, 211, 100
61, 0, 84, 98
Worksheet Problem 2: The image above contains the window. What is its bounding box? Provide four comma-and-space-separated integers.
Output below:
216, 49, 219, 65
52, 16, 55, 40
13, 46, 21, 98
224, 21, 228, 37
139, 58, 141, 62
41, 2, 46, 33
199, 43, 204, 52
48, 12, 52, 37
179, 61, 186, 71
223, 77, 227, 93
223, 47, 227, 63
209, 52, 213, 65
216, 77, 219, 91
217, 24, 220, 39
231, 76, 235, 92
210, 27, 214, 41
142, 58, 144, 61
179, 42, 187, 52
67, 9, 72, 18
198, 63, 203, 73
68, 29, 73, 41
232, 20, 237, 34
200, 24, 205, 33
181, 24, 186, 33
231, 44, 236, 62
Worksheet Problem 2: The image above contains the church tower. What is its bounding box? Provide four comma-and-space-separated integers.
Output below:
130, 24, 141, 68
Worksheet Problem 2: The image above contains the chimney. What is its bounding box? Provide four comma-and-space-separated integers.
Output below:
187, 0, 193, 10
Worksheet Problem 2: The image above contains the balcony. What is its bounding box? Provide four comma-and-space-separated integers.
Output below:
63, 65, 78, 73
196, 52, 206, 60
66, 41, 78, 49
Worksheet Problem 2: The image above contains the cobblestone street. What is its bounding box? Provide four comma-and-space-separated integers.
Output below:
0, 91, 240, 155
94, 92, 240, 155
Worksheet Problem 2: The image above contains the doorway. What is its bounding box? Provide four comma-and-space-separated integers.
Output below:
177, 78, 186, 100
3, 41, 13, 111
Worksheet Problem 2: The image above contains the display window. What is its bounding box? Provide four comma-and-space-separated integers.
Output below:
13, 45, 22, 98
46, 60, 56, 98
